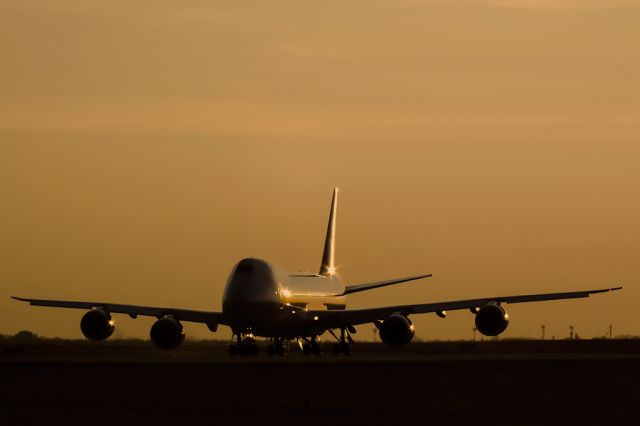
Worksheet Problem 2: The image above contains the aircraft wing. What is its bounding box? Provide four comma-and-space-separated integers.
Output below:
11, 296, 224, 330
306, 286, 622, 329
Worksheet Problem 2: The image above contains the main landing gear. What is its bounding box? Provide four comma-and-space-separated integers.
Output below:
228, 333, 259, 356
300, 338, 322, 356
266, 338, 288, 356
228, 328, 355, 357
330, 327, 354, 355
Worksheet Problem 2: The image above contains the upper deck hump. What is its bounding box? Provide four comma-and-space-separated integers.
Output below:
270, 263, 345, 298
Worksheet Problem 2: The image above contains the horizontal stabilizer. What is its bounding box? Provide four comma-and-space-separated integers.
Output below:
342, 274, 432, 295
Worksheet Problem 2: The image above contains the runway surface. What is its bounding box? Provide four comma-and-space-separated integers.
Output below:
2, 340, 639, 425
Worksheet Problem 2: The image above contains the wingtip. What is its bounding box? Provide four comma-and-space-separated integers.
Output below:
11, 296, 28, 302
611, 286, 623, 291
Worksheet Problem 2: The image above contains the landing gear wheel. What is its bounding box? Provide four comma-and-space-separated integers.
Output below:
249, 343, 259, 356
333, 342, 351, 356
229, 333, 259, 356
229, 344, 238, 356
302, 343, 312, 356
311, 341, 322, 356
275, 340, 288, 356
238, 343, 259, 356
330, 327, 353, 355
343, 343, 351, 355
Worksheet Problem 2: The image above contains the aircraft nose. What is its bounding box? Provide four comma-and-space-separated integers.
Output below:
222, 258, 280, 330
223, 258, 278, 303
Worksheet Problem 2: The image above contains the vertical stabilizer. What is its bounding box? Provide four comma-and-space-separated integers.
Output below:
319, 188, 338, 276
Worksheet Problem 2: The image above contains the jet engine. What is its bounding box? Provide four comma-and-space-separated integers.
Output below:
150, 316, 185, 350
475, 304, 509, 336
80, 309, 115, 341
379, 314, 415, 346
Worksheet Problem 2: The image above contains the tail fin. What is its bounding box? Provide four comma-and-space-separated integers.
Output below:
319, 188, 339, 276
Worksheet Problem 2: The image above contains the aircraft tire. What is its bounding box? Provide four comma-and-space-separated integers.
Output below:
276, 342, 287, 356
312, 341, 322, 356
229, 344, 238, 356
302, 343, 312, 356
333, 342, 351, 356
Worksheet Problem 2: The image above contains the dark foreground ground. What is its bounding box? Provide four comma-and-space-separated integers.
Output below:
2, 339, 639, 425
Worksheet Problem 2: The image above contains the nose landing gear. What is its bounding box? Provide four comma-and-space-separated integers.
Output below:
228, 333, 259, 356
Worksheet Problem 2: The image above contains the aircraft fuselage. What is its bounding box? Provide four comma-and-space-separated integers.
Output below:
222, 257, 345, 337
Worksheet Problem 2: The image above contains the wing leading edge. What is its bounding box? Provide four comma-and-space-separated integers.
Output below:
12, 286, 622, 333
306, 286, 622, 329
11, 296, 224, 330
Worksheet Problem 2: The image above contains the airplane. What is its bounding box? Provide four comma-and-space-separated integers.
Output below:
13, 188, 622, 356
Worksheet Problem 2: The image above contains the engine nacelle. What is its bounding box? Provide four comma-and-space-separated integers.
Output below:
150, 316, 185, 350
379, 314, 415, 347
475, 304, 509, 336
80, 309, 115, 341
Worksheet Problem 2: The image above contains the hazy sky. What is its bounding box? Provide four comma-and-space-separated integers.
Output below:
1, 0, 638, 341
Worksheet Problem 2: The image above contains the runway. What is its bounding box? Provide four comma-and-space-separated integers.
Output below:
1, 340, 639, 425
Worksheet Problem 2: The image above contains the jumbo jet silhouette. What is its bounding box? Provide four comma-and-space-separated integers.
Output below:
13, 189, 621, 355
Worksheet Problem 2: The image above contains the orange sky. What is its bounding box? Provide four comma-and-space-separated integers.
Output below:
1, 0, 638, 341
